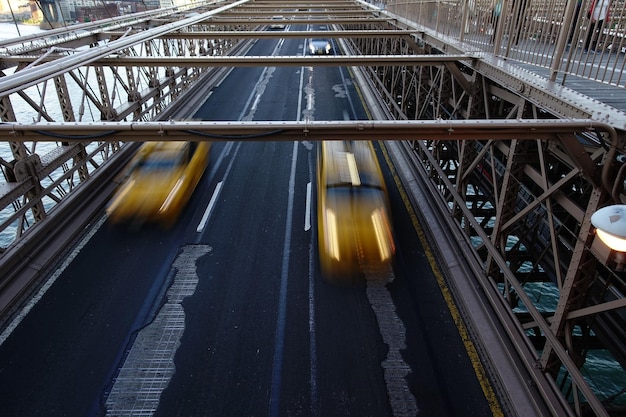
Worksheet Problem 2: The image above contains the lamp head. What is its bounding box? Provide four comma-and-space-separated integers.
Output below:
591, 205, 626, 252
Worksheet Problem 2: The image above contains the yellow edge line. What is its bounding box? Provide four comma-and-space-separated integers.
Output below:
347, 66, 373, 120
348, 61, 503, 414
379, 141, 505, 417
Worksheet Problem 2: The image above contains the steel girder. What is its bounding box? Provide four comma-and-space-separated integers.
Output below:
339, 4, 626, 414
0, 0, 255, 249
0, 0, 626, 414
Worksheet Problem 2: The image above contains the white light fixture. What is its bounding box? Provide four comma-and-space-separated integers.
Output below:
591, 205, 626, 252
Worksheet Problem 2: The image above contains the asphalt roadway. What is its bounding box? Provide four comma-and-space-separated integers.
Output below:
0, 23, 501, 417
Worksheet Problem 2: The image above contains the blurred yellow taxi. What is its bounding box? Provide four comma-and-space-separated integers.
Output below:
317, 141, 395, 280
107, 141, 210, 227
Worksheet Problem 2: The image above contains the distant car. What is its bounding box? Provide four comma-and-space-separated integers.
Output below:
308, 38, 332, 55
316, 141, 395, 281
269, 15, 286, 30
107, 141, 210, 227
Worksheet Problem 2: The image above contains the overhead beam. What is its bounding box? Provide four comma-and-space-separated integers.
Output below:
104, 30, 418, 39
1, 55, 474, 68
215, 10, 373, 16
0, 119, 615, 142
197, 17, 390, 24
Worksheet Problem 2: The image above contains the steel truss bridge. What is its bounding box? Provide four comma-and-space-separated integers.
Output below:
1, 0, 626, 415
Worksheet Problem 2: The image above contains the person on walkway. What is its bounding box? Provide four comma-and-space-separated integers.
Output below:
567, 0, 583, 45
491, 0, 503, 43
511, 0, 528, 45
463, 0, 476, 34
584, 0, 611, 52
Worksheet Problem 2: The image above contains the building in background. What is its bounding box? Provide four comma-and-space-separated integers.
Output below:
0, 0, 173, 27
0, 0, 38, 22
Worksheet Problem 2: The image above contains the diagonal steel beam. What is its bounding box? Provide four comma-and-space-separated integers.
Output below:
0, 0, 251, 97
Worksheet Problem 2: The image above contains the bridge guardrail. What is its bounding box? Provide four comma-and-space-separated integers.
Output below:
0, 142, 137, 325
383, 0, 626, 87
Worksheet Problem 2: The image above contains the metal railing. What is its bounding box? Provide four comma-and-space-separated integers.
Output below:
0, 0, 251, 252
384, 0, 626, 87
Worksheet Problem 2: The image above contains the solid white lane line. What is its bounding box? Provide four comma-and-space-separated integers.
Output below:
194, 141, 243, 242
308, 240, 319, 416
0, 215, 108, 346
305, 182, 312, 231
269, 141, 298, 417
215, 67, 235, 87
338, 66, 359, 120
196, 181, 223, 233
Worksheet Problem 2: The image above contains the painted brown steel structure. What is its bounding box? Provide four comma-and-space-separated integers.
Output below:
1, 0, 626, 415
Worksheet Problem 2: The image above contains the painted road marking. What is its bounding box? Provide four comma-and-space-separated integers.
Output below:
305, 181, 312, 231
268, 141, 298, 417
197, 181, 223, 233
379, 142, 504, 416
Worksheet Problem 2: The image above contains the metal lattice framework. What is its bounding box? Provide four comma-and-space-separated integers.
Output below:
341, 3, 626, 415
0, 0, 254, 248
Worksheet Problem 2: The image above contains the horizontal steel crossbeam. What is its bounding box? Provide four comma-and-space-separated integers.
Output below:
104, 30, 419, 39
0, 119, 614, 142
0, 54, 474, 68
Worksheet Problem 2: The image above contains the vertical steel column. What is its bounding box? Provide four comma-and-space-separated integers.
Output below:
94, 63, 115, 120
54, 74, 90, 181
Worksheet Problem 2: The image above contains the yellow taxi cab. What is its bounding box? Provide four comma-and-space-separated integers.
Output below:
107, 141, 210, 227
317, 140, 395, 281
